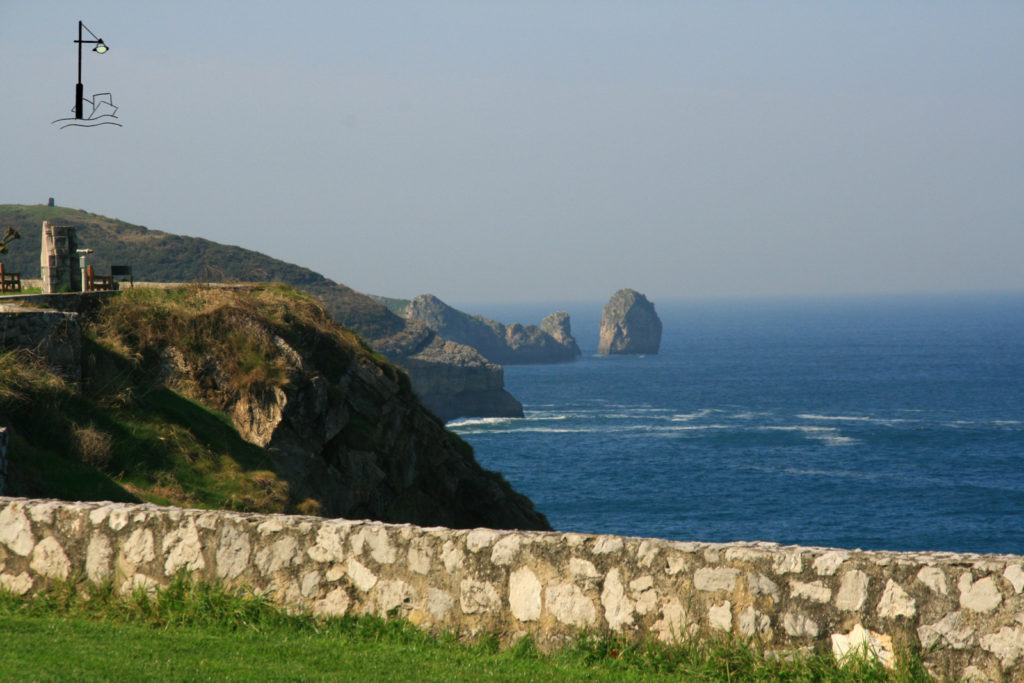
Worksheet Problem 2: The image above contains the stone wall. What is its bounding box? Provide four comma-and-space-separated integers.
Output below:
0, 304, 82, 380
1, 496, 1021, 680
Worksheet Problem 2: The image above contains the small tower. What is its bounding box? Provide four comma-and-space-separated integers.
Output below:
40, 221, 81, 293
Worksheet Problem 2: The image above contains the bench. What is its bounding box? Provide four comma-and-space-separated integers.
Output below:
85, 264, 133, 292
0, 263, 21, 293
85, 265, 117, 291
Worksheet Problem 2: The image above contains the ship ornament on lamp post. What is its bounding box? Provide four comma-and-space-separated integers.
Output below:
53, 20, 122, 129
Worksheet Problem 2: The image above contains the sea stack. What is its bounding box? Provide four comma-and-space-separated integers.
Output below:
598, 288, 662, 355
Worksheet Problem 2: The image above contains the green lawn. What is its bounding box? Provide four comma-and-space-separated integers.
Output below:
0, 578, 930, 682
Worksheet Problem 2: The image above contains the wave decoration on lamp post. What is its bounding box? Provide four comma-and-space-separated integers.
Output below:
52, 21, 122, 129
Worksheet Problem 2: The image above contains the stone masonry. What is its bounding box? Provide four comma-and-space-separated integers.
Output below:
1, 496, 1022, 680
0, 304, 81, 381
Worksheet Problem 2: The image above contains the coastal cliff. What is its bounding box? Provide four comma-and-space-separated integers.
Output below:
404, 294, 581, 365
598, 288, 662, 355
322, 285, 522, 421
0, 285, 548, 531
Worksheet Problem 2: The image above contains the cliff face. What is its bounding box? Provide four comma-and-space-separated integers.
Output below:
92, 285, 548, 530
322, 286, 522, 421
598, 289, 663, 355
404, 294, 581, 365
397, 338, 523, 422
540, 311, 582, 357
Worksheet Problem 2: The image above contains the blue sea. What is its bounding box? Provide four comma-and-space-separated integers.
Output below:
449, 293, 1024, 556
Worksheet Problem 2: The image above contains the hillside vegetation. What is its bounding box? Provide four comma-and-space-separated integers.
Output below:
0, 284, 548, 529
0, 204, 408, 343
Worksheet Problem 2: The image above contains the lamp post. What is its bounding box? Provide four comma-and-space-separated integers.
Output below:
74, 21, 108, 120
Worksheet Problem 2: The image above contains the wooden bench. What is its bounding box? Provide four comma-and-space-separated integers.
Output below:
86, 265, 117, 291
0, 263, 21, 293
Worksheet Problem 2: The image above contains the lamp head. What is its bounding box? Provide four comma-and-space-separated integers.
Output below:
93, 41, 108, 54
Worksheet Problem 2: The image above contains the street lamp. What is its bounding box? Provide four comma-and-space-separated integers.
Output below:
74, 21, 109, 120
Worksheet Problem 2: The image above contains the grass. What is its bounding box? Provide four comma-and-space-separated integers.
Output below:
0, 345, 287, 511
0, 577, 931, 682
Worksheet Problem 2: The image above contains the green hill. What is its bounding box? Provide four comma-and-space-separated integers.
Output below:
0, 204, 408, 343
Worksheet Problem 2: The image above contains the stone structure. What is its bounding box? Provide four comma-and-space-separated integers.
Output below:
40, 222, 81, 294
0, 303, 82, 381
598, 289, 662, 355
1, 496, 1022, 681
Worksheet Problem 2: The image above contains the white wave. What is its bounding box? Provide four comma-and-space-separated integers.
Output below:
797, 413, 907, 426
671, 409, 716, 422
458, 427, 594, 435
447, 417, 518, 429
814, 434, 857, 446
522, 413, 570, 422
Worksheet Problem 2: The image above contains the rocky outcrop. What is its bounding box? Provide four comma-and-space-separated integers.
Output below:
397, 338, 524, 422
598, 289, 662, 355
541, 311, 581, 356
404, 294, 580, 365
321, 286, 523, 422
94, 286, 548, 531
6, 496, 1024, 681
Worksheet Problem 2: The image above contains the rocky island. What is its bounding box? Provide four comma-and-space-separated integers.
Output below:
598, 288, 662, 355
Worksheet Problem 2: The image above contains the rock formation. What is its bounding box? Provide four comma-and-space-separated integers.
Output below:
90, 286, 547, 531
541, 311, 581, 356
313, 285, 523, 422
404, 294, 581, 365
397, 337, 524, 422
598, 288, 662, 355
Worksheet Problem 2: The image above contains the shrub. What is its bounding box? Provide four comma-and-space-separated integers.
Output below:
72, 423, 113, 468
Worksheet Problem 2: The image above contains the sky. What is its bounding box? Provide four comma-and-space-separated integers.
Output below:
2, 2, 1022, 305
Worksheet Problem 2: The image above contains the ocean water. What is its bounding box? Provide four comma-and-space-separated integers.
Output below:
449, 293, 1024, 555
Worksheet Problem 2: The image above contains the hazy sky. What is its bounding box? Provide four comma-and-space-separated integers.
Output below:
2, 2, 1022, 304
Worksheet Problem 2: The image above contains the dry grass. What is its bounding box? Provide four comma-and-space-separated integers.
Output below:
0, 349, 65, 404
72, 423, 113, 468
